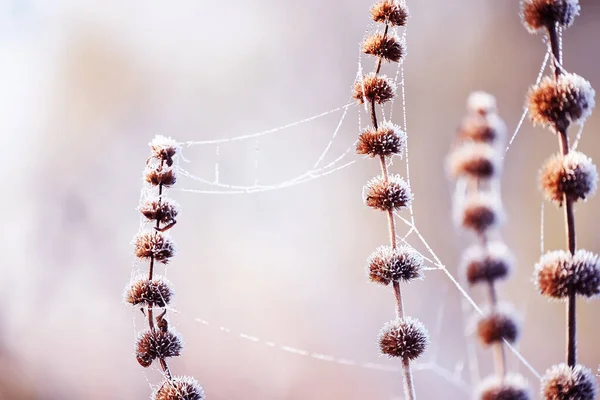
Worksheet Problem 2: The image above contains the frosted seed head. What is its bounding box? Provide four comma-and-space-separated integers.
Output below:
540, 151, 598, 206
571, 250, 600, 298
363, 174, 413, 212
356, 122, 406, 158
149, 135, 180, 167
134, 231, 176, 264
541, 363, 597, 400
153, 376, 205, 400
476, 306, 520, 346
139, 198, 180, 225
459, 113, 507, 144
378, 317, 429, 360
478, 374, 532, 400
367, 245, 423, 286
125, 275, 174, 308
528, 74, 595, 132
536, 249, 600, 299
135, 328, 183, 367
145, 166, 177, 187
362, 32, 405, 63
353, 73, 396, 105
456, 192, 504, 234
448, 142, 501, 180
462, 241, 513, 286
467, 91, 497, 116
370, 0, 409, 26
520, 0, 580, 33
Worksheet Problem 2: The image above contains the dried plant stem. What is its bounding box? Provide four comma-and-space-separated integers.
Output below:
547, 27, 578, 368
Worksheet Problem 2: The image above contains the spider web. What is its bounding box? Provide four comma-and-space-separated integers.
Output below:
130, 21, 553, 400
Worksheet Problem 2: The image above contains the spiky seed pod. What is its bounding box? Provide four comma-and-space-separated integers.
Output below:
125, 276, 174, 308
145, 166, 177, 187
462, 242, 513, 286
370, 0, 408, 26
363, 174, 413, 211
457, 193, 503, 234
134, 231, 176, 263
535, 249, 600, 299
476, 308, 520, 346
139, 198, 180, 225
153, 376, 205, 400
367, 245, 423, 285
149, 135, 180, 167
478, 374, 531, 400
528, 73, 596, 132
356, 122, 406, 158
459, 113, 507, 144
135, 329, 183, 367
540, 151, 598, 206
520, 0, 580, 34
541, 363, 597, 400
467, 91, 498, 116
362, 33, 405, 63
353, 73, 396, 105
379, 317, 429, 360
448, 142, 500, 180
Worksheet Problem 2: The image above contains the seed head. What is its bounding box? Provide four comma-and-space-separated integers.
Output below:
153, 376, 205, 400
478, 374, 532, 400
462, 241, 513, 286
370, 0, 408, 26
535, 249, 600, 299
456, 192, 504, 234
362, 33, 405, 63
134, 231, 176, 264
476, 306, 520, 346
139, 198, 180, 225
135, 329, 183, 367
145, 166, 177, 187
528, 73, 595, 132
448, 142, 500, 180
378, 317, 429, 361
149, 135, 180, 167
125, 275, 174, 308
520, 0, 580, 33
363, 174, 413, 212
467, 91, 498, 116
367, 245, 423, 286
459, 113, 507, 144
356, 122, 406, 158
540, 151, 598, 206
353, 73, 396, 105
541, 363, 597, 400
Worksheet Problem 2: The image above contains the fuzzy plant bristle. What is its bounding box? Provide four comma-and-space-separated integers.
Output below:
367, 245, 423, 285
540, 363, 597, 400
535, 250, 600, 299
476, 307, 520, 346
126, 276, 174, 308
448, 142, 500, 180
145, 166, 177, 187
362, 32, 405, 63
356, 122, 406, 158
459, 113, 507, 144
478, 374, 532, 400
462, 242, 513, 286
540, 151, 598, 206
353, 73, 397, 105
378, 317, 429, 361
457, 192, 503, 234
520, 0, 580, 33
135, 329, 183, 368
153, 376, 206, 400
364, 174, 413, 211
370, 0, 408, 26
139, 198, 180, 226
134, 231, 176, 263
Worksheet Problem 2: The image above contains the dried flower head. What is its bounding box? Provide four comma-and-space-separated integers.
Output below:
134, 231, 176, 264
541, 363, 597, 400
125, 276, 174, 308
139, 198, 180, 225
370, 0, 408, 26
448, 142, 500, 180
456, 192, 504, 234
378, 317, 429, 360
135, 329, 183, 368
362, 33, 405, 63
459, 113, 507, 144
467, 91, 498, 116
540, 151, 598, 205
528, 73, 595, 132
353, 73, 396, 105
145, 166, 177, 187
535, 249, 600, 299
478, 374, 531, 400
520, 0, 580, 33
363, 174, 413, 211
356, 122, 406, 158
367, 245, 423, 285
476, 307, 520, 346
149, 135, 180, 167
153, 376, 205, 400
462, 241, 513, 286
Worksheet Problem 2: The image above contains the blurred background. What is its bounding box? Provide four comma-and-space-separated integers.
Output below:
1, 0, 600, 399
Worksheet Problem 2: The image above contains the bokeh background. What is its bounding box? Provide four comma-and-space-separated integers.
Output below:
1, 0, 600, 399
